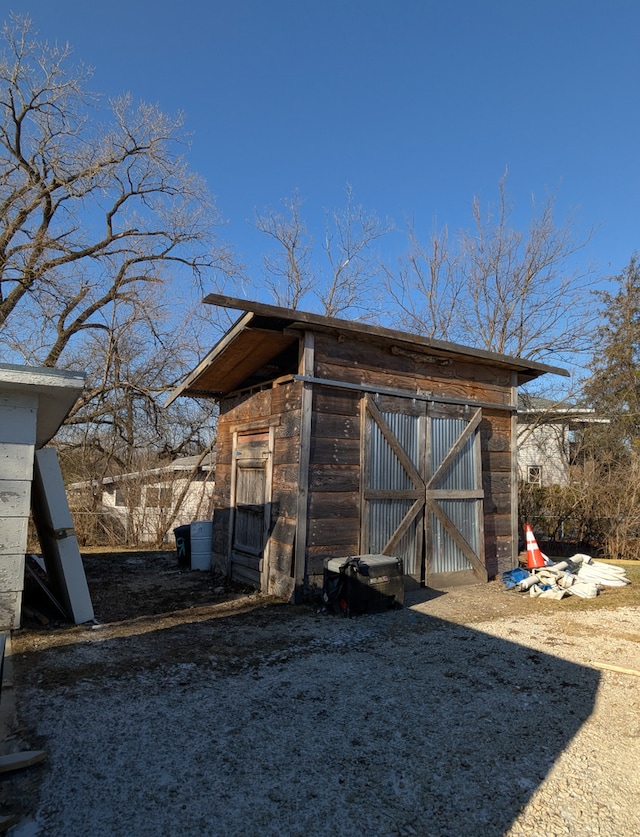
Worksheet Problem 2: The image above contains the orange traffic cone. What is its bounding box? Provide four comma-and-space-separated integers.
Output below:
525, 524, 546, 569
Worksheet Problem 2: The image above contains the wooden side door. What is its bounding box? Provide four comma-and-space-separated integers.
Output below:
229, 429, 273, 589
361, 395, 486, 585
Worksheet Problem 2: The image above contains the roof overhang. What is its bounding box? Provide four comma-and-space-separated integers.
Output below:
166, 310, 299, 404
0, 363, 85, 448
167, 295, 569, 405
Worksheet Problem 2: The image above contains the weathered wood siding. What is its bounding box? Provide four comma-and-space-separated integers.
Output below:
214, 330, 519, 593
269, 382, 303, 592
213, 381, 303, 593
212, 388, 272, 575
306, 385, 361, 581
313, 332, 513, 408
480, 410, 514, 578
310, 332, 517, 583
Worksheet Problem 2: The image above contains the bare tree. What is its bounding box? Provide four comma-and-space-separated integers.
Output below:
254, 189, 314, 309
256, 185, 392, 317
319, 184, 392, 317
0, 14, 234, 534
0, 14, 233, 370
386, 174, 594, 365
459, 176, 593, 360
382, 222, 465, 339
56, 289, 219, 477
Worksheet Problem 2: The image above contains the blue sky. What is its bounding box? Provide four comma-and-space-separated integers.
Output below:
6, 1, 640, 294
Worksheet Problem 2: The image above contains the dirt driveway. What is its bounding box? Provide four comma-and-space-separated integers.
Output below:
4, 551, 640, 836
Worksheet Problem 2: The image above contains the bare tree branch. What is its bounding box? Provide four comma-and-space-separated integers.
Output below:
256, 185, 392, 318
385, 173, 595, 366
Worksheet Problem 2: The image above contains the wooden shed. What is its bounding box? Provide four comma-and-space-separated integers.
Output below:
168, 295, 568, 600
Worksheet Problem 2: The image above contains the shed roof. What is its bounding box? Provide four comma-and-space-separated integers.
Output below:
167, 294, 569, 404
0, 363, 85, 447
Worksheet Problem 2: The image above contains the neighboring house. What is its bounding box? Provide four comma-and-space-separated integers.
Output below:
68, 452, 215, 545
168, 294, 568, 600
516, 394, 605, 487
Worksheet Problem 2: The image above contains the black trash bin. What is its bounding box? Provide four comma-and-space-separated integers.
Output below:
174, 525, 191, 566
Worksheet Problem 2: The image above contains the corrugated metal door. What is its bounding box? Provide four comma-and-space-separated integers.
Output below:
425, 403, 487, 582
361, 394, 426, 584
362, 395, 486, 584
230, 429, 272, 588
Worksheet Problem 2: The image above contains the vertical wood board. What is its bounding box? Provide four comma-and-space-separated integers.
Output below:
510, 374, 519, 570
32, 448, 94, 624
294, 332, 314, 593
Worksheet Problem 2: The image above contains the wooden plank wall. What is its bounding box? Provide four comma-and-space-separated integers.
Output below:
211, 389, 274, 574
213, 382, 303, 593
215, 331, 520, 590
306, 385, 361, 583
480, 410, 514, 577
269, 381, 303, 591
312, 332, 517, 582
313, 333, 513, 409
215, 379, 365, 592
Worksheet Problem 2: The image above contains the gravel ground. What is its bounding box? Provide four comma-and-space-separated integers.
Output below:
3, 556, 640, 836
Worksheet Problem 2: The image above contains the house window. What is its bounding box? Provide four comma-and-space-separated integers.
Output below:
527, 465, 542, 485
145, 486, 173, 508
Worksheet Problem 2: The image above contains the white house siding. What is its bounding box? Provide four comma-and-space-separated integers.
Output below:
99, 475, 215, 544
517, 422, 569, 487
0, 392, 37, 627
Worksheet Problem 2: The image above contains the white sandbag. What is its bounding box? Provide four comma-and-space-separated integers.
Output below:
538, 587, 567, 599
557, 572, 576, 589
535, 570, 564, 586
542, 561, 569, 574
517, 574, 539, 591
590, 561, 628, 576
570, 553, 591, 565
567, 580, 599, 598
577, 565, 630, 586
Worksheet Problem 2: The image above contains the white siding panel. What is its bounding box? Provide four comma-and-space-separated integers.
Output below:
0, 481, 31, 517
0, 442, 35, 480
0, 516, 29, 555
0, 396, 38, 446
0, 552, 25, 589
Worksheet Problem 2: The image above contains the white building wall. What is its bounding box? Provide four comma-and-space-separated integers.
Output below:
0, 392, 37, 627
517, 423, 569, 486
110, 477, 215, 544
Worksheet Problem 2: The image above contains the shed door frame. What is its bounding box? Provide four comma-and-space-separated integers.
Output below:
361, 393, 487, 584
228, 426, 274, 591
